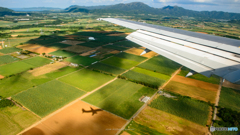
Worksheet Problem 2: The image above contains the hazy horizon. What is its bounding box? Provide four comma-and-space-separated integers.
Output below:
1, 0, 240, 13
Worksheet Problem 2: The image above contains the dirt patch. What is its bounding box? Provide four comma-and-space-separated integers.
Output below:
28, 46, 57, 54
61, 40, 85, 46
110, 50, 120, 54
121, 131, 131, 135
196, 32, 208, 34
80, 49, 98, 56
172, 75, 218, 91
64, 45, 92, 53
125, 48, 157, 58
135, 106, 209, 135
0, 46, 2, 49
22, 100, 126, 135
16, 55, 30, 59
11, 35, 18, 37
107, 33, 127, 36
0, 75, 4, 79
55, 29, 61, 31
17, 44, 42, 50
223, 80, 240, 90
29, 62, 68, 76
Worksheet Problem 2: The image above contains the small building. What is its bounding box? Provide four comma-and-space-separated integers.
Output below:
141, 96, 150, 103
89, 37, 95, 40
70, 63, 79, 67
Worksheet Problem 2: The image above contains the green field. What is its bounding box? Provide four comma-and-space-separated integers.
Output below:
123, 121, 164, 135
115, 52, 147, 62
138, 55, 181, 76
219, 87, 240, 112
0, 56, 51, 76
0, 106, 40, 135
88, 62, 126, 75
65, 55, 98, 66
0, 47, 21, 54
49, 50, 76, 57
12, 80, 85, 117
22, 56, 51, 67
45, 42, 71, 48
59, 69, 115, 92
83, 79, 157, 119
132, 67, 171, 81
103, 45, 127, 51
101, 56, 139, 69
114, 40, 140, 48
149, 95, 209, 125
179, 67, 220, 84
122, 70, 166, 87
45, 66, 81, 79
164, 81, 217, 103
0, 55, 19, 65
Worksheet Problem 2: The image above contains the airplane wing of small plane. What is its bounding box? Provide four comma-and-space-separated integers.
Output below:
98, 18, 240, 84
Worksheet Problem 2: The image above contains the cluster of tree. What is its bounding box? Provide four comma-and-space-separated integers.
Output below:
117, 75, 158, 89
0, 96, 14, 108
215, 107, 240, 129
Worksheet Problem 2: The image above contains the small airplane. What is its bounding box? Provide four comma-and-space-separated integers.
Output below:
82, 107, 102, 116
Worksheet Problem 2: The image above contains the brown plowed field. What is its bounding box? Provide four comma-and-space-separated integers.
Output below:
110, 50, 120, 54
22, 100, 127, 135
62, 40, 85, 46
223, 80, 240, 90
28, 46, 57, 54
107, 33, 127, 36
125, 48, 157, 58
80, 49, 98, 56
172, 75, 218, 91
17, 44, 42, 50
64, 45, 92, 53
28, 62, 69, 76
0, 75, 4, 79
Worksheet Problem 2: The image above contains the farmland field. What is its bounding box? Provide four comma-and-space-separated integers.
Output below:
101, 56, 139, 69
0, 61, 33, 76
65, 55, 98, 66
115, 52, 147, 62
123, 120, 164, 135
0, 55, 19, 65
138, 55, 181, 76
219, 87, 240, 112
179, 66, 220, 84
59, 69, 115, 92
114, 40, 140, 48
0, 47, 21, 54
149, 95, 210, 125
49, 50, 76, 57
164, 81, 217, 103
132, 67, 171, 81
46, 42, 71, 48
88, 62, 126, 75
0, 106, 40, 135
21, 56, 51, 68
103, 45, 128, 51
45, 66, 82, 79
122, 70, 166, 87
22, 100, 127, 135
77, 41, 106, 48
12, 80, 85, 117
27, 46, 57, 54
134, 106, 209, 135
125, 48, 157, 58
63, 45, 92, 53
83, 79, 157, 119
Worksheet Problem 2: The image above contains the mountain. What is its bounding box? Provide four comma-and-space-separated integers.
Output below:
0, 7, 14, 12
11, 7, 63, 12
66, 2, 240, 20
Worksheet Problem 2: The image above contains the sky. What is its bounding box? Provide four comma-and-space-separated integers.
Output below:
1, 0, 240, 13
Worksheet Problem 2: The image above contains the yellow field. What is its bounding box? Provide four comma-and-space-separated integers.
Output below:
135, 106, 209, 135
125, 48, 157, 58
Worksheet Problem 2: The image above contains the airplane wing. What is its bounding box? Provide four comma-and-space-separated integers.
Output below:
98, 18, 240, 84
